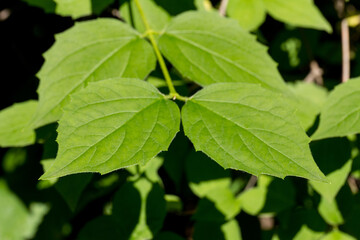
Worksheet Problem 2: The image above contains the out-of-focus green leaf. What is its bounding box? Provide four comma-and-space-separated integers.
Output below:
318, 197, 344, 226
0, 100, 37, 147
77, 216, 124, 240
321, 230, 356, 240
185, 151, 230, 197
309, 138, 352, 201
227, 0, 266, 31
54, 0, 114, 18
313, 78, 360, 140
288, 81, 328, 130
2, 148, 27, 173
40, 79, 179, 179
193, 220, 242, 240
155, 231, 184, 240
112, 178, 166, 239
33, 19, 156, 128
120, 0, 171, 33
127, 157, 163, 183
263, 0, 332, 33
182, 83, 326, 181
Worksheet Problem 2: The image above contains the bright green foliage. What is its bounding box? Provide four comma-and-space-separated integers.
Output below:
318, 198, 344, 226
182, 83, 326, 181
263, 0, 332, 33
54, 0, 114, 18
120, 0, 171, 33
288, 81, 328, 130
40, 79, 180, 179
227, 0, 266, 31
322, 230, 357, 240
33, 19, 156, 128
0, 180, 48, 240
313, 78, 360, 140
0, 100, 37, 147
21, 0, 56, 13
158, 11, 287, 92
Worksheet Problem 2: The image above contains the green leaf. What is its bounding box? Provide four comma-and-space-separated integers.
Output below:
288, 81, 328, 130
321, 230, 356, 240
0, 100, 37, 147
33, 19, 156, 128
21, 0, 56, 13
40, 79, 179, 179
313, 78, 360, 140
227, 0, 266, 31
182, 83, 326, 182
158, 11, 287, 92
2, 148, 27, 173
77, 216, 124, 240
309, 138, 352, 201
155, 231, 185, 240
193, 220, 242, 240
263, 0, 332, 33
120, 0, 171, 33
318, 198, 344, 226
54, 0, 114, 18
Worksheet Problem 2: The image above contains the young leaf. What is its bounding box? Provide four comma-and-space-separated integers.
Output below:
227, 0, 266, 31
321, 230, 356, 240
182, 83, 326, 182
263, 0, 332, 33
33, 19, 156, 128
312, 78, 360, 140
318, 198, 344, 226
40, 79, 180, 179
158, 11, 287, 92
120, 0, 171, 33
0, 100, 37, 147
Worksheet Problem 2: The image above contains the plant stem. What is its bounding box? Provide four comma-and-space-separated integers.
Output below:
134, 0, 177, 95
341, 18, 350, 83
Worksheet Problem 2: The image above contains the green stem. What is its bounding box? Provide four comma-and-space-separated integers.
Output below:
134, 0, 177, 95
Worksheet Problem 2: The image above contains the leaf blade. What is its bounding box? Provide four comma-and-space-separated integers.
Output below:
40, 79, 180, 179
33, 19, 156, 128
182, 83, 326, 182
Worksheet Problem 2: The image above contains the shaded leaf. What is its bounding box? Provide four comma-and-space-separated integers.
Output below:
0, 100, 37, 147
182, 83, 326, 181
40, 79, 180, 179
33, 19, 156, 128
54, 0, 114, 18
21, 0, 56, 13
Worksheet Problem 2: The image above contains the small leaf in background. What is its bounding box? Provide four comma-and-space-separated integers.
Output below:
262, 0, 332, 33
112, 178, 166, 240
127, 157, 164, 183
227, 0, 266, 31
21, 0, 56, 13
185, 151, 231, 197
120, 0, 171, 33
2, 148, 27, 173
33, 19, 156, 128
182, 83, 326, 181
158, 11, 287, 92
309, 138, 352, 201
313, 78, 360, 140
321, 230, 356, 240
288, 81, 328, 130
318, 197, 344, 226
0, 100, 37, 147
40, 79, 180, 179
54, 0, 114, 18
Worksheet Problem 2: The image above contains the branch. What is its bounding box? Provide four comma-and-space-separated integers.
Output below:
219, 0, 229, 16
341, 18, 350, 82
304, 60, 324, 85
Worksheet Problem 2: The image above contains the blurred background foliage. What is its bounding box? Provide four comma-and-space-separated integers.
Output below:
1, 0, 360, 239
